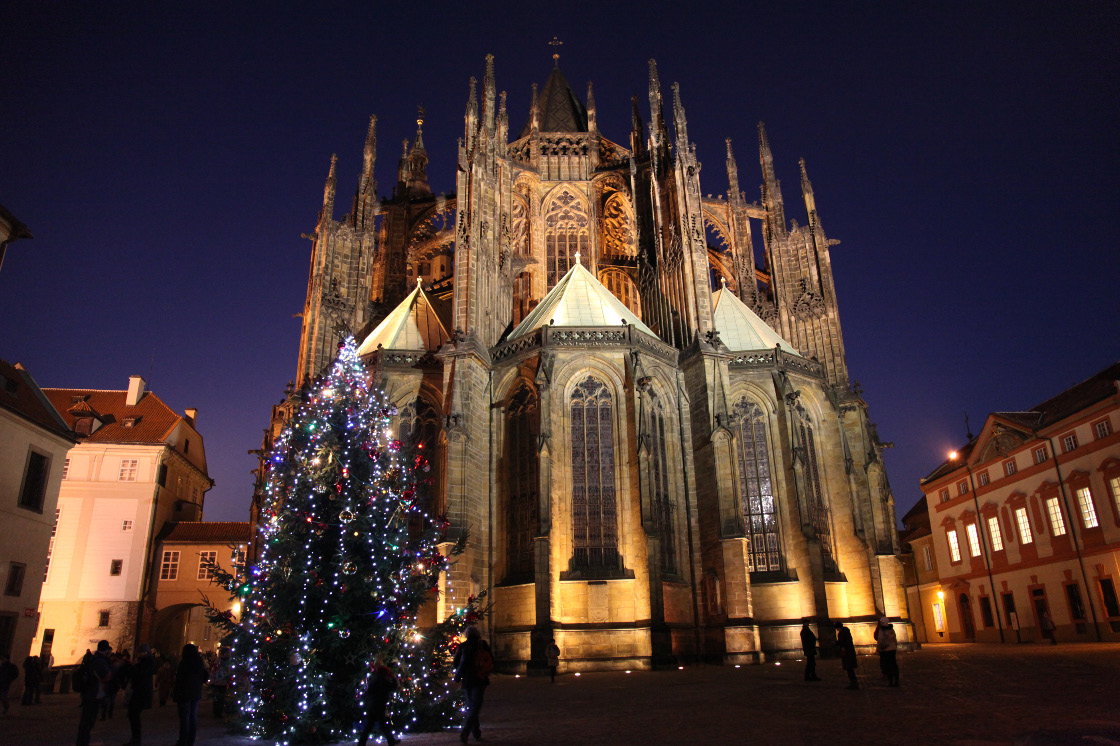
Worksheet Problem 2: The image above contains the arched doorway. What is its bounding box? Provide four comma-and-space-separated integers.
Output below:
958, 594, 976, 640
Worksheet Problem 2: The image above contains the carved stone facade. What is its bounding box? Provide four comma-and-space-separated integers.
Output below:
273, 56, 908, 670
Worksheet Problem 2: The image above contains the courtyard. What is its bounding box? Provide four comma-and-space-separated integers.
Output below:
3, 643, 1118, 746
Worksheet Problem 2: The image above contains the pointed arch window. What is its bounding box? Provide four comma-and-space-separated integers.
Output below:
512, 271, 533, 327
800, 422, 835, 569
570, 376, 619, 571
600, 269, 641, 318
733, 400, 782, 572
545, 190, 589, 288
648, 396, 677, 575
398, 397, 443, 527
506, 385, 539, 581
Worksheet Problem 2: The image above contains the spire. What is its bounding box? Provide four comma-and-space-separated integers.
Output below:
320, 154, 337, 224
629, 95, 645, 155
403, 108, 431, 198
799, 157, 817, 221
648, 59, 664, 138
725, 138, 740, 203
549, 35, 563, 68
483, 54, 496, 134
529, 82, 540, 135
354, 116, 377, 229
497, 90, 508, 144
586, 81, 597, 134
397, 138, 409, 186
414, 105, 426, 152
671, 81, 689, 148
464, 76, 478, 148
758, 122, 786, 237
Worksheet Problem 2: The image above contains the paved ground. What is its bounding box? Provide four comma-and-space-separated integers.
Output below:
3, 643, 1119, 746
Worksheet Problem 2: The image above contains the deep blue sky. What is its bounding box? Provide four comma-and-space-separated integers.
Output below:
2, 2, 1117, 524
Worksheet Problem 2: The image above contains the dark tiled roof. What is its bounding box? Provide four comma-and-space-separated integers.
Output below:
43, 388, 182, 444
519, 66, 588, 137
162, 522, 251, 544
900, 495, 930, 529
0, 359, 75, 440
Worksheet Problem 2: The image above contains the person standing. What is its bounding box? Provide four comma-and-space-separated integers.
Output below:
875, 617, 899, 687
124, 644, 155, 746
0, 655, 18, 715
21, 654, 41, 705
800, 620, 821, 682
1041, 611, 1057, 645
358, 660, 398, 746
453, 626, 492, 745
76, 641, 113, 746
208, 647, 232, 718
155, 658, 174, 707
546, 638, 560, 684
172, 644, 209, 746
835, 621, 858, 690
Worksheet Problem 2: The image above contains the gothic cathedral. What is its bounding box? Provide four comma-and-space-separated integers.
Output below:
277, 55, 907, 671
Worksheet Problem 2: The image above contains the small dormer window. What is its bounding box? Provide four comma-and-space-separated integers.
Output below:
122, 417, 138, 428
70, 395, 88, 404
73, 417, 94, 436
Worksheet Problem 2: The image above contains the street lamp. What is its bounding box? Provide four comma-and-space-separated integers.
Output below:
948, 451, 1005, 642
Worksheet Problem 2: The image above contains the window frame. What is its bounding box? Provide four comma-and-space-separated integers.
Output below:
118, 458, 139, 482
922, 545, 933, 572
1033, 446, 1048, 465
1094, 419, 1112, 440
1003, 459, 1018, 477
4, 562, 26, 597
97, 610, 110, 628
965, 522, 982, 557
17, 447, 51, 513
947, 529, 962, 563
1061, 433, 1078, 453
1075, 486, 1099, 529
978, 471, 990, 487
1014, 507, 1033, 544
987, 515, 1004, 552
160, 550, 180, 581
1045, 497, 1067, 536
109, 559, 123, 577
938, 488, 950, 504
197, 551, 218, 581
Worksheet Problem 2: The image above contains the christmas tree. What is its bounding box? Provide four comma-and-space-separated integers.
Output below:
205, 336, 484, 744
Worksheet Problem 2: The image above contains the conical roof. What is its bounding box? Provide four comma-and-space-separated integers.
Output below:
519, 66, 588, 137
508, 259, 656, 340
711, 287, 800, 355
357, 282, 450, 354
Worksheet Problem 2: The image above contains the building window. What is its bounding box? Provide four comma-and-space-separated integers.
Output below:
184, 439, 190, 454
1111, 476, 1120, 517
1075, 487, 1099, 529
1062, 433, 1078, 453
505, 385, 539, 581
1065, 584, 1086, 621
4, 563, 26, 597
957, 480, 969, 496
197, 551, 217, 580
987, 516, 1004, 552
1101, 579, 1120, 618
397, 398, 444, 526
938, 488, 950, 504
978, 471, 990, 487
121, 520, 133, 532
735, 401, 780, 573
947, 530, 961, 563
1094, 420, 1112, 440
62, 458, 70, 480
109, 560, 123, 576
98, 610, 110, 628
922, 545, 933, 572
932, 600, 946, 632
1015, 507, 1033, 544
600, 269, 642, 317
1033, 446, 1048, 465
979, 596, 995, 628
1045, 497, 1066, 536
18, 449, 51, 512
1004, 459, 1017, 477
570, 377, 619, 572
44, 508, 60, 581
118, 459, 139, 482
160, 551, 180, 581
649, 397, 677, 575
544, 190, 589, 289
965, 523, 982, 557
799, 422, 835, 570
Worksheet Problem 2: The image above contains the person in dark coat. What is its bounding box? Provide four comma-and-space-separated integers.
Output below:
172, 644, 209, 746
453, 626, 491, 745
21, 654, 41, 705
0, 655, 18, 715
76, 641, 114, 746
358, 661, 399, 746
800, 620, 821, 681
124, 643, 155, 746
155, 658, 174, 707
835, 621, 858, 690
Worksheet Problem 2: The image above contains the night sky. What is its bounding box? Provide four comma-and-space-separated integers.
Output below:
2, 3, 1117, 524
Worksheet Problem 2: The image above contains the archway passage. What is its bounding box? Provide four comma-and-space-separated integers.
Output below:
149, 602, 200, 657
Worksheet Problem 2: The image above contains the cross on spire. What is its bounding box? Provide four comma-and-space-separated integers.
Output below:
549, 35, 563, 67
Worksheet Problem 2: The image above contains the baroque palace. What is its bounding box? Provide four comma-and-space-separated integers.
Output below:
256, 55, 908, 671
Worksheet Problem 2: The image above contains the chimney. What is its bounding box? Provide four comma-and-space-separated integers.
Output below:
126, 375, 146, 406
184, 408, 197, 427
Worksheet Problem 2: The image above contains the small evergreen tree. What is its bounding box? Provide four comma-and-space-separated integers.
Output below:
205, 337, 483, 743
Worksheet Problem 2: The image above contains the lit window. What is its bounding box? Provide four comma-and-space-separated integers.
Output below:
987, 516, 1004, 552
965, 523, 982, 557
1062, 433, 1078, 453
932, 600, 946, 631
1004, 460, 1017, 477
98, 610, 110, 628
1111, 476, 1120, 516
922, 545, 933, 571
939, 488, 950, 503
569, 377, 620, 572
978, 471, 990, 487
1033, 446, 1048, 465
1015, 507, 1033, 544
736, 400, 781, 573
1095, 420, 1112, 440
118, 459, 139, 482
958, 480, 969, 496
121, 520, 132, 532
160, 551, 180, 581
1075, 487, 1098, 529
947, 530, 961, 562
109, 559, 123, 576
505, 385, 540, 581
197, 551, 218, 580
62, 458, 70, 480
1045, 497, 1066, 536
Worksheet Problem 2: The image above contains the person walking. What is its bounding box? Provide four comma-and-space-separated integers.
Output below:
358, 660, 398, 746
172, 644, 209, 746
124, 643, 155, 746
208, 647, 232, 718
800, 620, 821, 681
453, 626, 492, 744
21, 654, 41, 705
1040, 611, 1057, 645
76, 641, 113, 746
835, 621, 858, 690
0, 655, 18, 715
874, 617, 899, 687
546, 638, 560, 684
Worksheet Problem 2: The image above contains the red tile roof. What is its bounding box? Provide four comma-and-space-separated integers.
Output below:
0, 359, 75, 441
43, 387, 183, 444
162, 522, 251, 544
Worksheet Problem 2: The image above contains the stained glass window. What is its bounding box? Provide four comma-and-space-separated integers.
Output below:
648, 397, 676, 575
545, 190, 589, 288
570, 376, 619, 570
601, 269, 641, 317
506, 385, 539, 580
734, 401, 782, 572
800, 423, 835, 569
